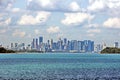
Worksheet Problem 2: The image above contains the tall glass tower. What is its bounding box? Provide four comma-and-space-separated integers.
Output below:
39, 36, 43, 44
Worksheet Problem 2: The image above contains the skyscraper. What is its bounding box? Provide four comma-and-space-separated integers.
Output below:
36, 38, 38, 50
31, 38, 36, 49
39, 36, 43, 44
11, 43, 14, 49
15, 43, 18, 48
88, 40, 94, 52
39, 36, 43, 51
63, 38, 67, 50
114, 42, 119, 48
50, 39, 53, 50
78, 41, 83, 52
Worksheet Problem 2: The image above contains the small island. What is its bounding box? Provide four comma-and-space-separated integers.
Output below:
0, 47, 15, 53
101, 47, 120, 54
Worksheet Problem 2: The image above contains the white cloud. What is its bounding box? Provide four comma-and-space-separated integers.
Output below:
47, 26, 60, 33
12, 30, 26, 37
27, 0, 82, 12
0, 0, 14, 9
12, 8, 20, 13
62, 13, 94, 26
88, 0, 106, 11
87, 29, 101, 33
27, 0, 54, 8
0, 18, 11, 26
18, 11, 50, 25
88, 0, 120, 12
69, 2, 80, 12
103, 18, 120, 28
27, 0, 58, 11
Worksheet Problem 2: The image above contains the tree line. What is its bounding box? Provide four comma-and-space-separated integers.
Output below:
0, 47, 15, 53
101, 47, 120, 54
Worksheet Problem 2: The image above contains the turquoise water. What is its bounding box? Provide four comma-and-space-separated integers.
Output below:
0, 53, 120, 79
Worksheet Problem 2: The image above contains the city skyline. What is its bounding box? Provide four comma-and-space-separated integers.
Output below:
9, 36, 95, 53
5, 35, 119, 53
0, 0, 120, 47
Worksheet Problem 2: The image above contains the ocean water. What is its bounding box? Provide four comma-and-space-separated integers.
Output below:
0, 53, 120, 80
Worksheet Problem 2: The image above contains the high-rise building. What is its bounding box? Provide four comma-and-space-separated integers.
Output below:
39, 36, 43, 44
32, 38, 35, 49
58, 38, 63, 51
36, 38, 38, 50
114, 42, 119, 48
83, 40, 88, 52
102, 43, 106, 49
64, 38, 67, 45
78, 41, 83, 52
88, 40, 94, 52
95, 44, 102, 53
82, 40, 94, 52
15, 43, 18, 48
50, 39, 53, 50
11, 43, 14, 49
39, 36, 43, 51
21, 43, 25, 50
63, 38, 67, 51
71, 40, 78, 51
67, 40, 71, 51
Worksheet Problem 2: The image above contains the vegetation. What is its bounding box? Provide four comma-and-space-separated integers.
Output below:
0, 47, 15, 53
101, 47, 120, 54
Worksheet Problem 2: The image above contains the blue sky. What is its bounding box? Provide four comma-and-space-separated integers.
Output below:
0, 0, 120, 47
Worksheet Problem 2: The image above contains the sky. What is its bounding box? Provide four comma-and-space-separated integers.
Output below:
0, 0, 120, 47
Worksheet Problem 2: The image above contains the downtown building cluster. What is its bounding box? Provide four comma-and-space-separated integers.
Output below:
31, 36, 94, 53
5, 36, 119, 53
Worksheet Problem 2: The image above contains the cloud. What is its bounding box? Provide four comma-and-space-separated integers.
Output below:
27, 0, 54, 10
12, 30, 26, 37
88, 0, 120, 12
69, 2, 80, 12
103, 18, 120, 28
0, 17, 11, 26
0, 0, 15, 10
61, 12, 94, 26
47, 26, 60, 33
12, 8, 20, 13
27, 0, 82, 12
17, 11, 50, 25
88, 0, 106, 12
87, 29, 101, 33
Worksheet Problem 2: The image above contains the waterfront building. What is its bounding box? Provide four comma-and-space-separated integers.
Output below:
36, 38, 38, 50
15, 43, 18, 48
102, 43, 106, 49
26, 44, 31, 50
114, 42, 119, 48
88, 40, 94, 52
95, 44, 102, 53
31, 38, 36, 49
50, 39, 53, 50
78, 41, 83, 52
11, 43, 14, 49
39, 36, 43, 44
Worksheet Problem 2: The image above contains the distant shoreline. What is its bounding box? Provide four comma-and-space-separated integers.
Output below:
101, 47, 120, 54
